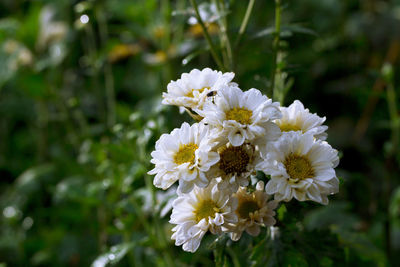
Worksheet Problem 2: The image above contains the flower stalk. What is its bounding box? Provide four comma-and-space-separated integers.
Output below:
235, 0, 256, 48
190, 0, 226, 72
271, 0, 283, 103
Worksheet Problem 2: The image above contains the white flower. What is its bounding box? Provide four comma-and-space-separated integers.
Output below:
162, 68, 235, 112
188, 3, 219, 25
196, 86, 282, 147
275, 100, 328, 140
257, 132, 339, 205
37, 6, 67, 50
228, 181, 278, 241
206, 139, 261, 193
148, 122, 220, 193
170, 183, 238, 252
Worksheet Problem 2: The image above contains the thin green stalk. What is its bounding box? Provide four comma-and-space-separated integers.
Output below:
36, 100, 48, 162
217, 0, 233, 70
190, 0, 226, 71
386, 83, 399, 152
161, 0, 172, 87
271, 0, 282, 102
175, 0, 186, 44
235, 0, 256, 48
161, 0, 171, 50
97, 6, 116, 128
212, 0, 228, 68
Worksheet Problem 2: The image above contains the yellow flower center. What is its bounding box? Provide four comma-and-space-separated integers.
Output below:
186, 86, 210, 98
225, 107, 252, 125
194, 199, 220, 222
237, 199, 260, 219
284, 154, 314, 181
174, 143, 198, 165
278, 122, 302, 132
219, 145, 250, 175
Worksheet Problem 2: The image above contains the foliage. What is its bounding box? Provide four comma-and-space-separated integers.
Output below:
0, 0, 399, 266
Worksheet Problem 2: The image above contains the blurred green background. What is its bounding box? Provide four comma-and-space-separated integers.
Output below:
1, 0, 400, 266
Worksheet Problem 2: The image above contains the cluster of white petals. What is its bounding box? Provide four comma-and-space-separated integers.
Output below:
148, 68, 340, 252
170, 182, 237, 252
257, 132, 339, 205
162, 68, 235, 113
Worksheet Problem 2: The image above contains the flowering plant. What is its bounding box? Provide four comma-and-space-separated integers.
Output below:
148, 68, 340, 252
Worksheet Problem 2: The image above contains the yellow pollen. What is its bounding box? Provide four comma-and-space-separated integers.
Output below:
278, 122, 302, 132
174, 143, 198, 165
237, 199, 259, 219
225, 107, 252, 125
284, 154, 314, 181
194, 199, 220, 222
186, 87, 210, 98
219, 145, 250, 175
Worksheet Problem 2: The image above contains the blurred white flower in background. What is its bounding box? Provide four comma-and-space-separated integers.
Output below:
188, 3, 219, 25
37, 6, 67, 51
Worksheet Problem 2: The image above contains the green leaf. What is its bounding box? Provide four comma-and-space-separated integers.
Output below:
283, 250, 309, 267
91, 243, 133, 267
254, 24, 317, 39
15, 164, 55, 194
281, 24, 318, 36
277, 204, 287, 221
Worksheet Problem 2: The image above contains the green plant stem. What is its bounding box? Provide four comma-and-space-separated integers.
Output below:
386, 83, 399, 153
271, 0, 282, 102
161, 0, 172, 87
190, 0, 226, 71
97, 6, 116, 128
217, 0, 233, 70
36, 100, 48, 162
235, 0, 256, 48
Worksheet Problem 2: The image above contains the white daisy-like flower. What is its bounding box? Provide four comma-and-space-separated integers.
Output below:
196, 86, 282, 147
228, 181, 278, 241
148, 122, 220, 193
275, 100, 328, 140
257, 132, 339, 205
170, 182, 238, 253
162, 68, 235, 112
206, 139, 261, 193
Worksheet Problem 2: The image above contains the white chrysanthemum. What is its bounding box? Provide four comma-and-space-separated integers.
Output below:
257, 132, 339, 205
206, 139, 261, 193
170, 183, 238, 253
275, 100, 328, 140
148, 122, 219, 193
162, 68, 235, 112
228, 181, 278, 241
196, 86, 282, 147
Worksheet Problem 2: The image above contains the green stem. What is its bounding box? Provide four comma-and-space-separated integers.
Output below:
235, 0, 256, 48
161, 0, 172, 87
190, 0, 226, 71
271, 0, 282, 102
217, 0, 233, 70
97, 6, 116, 128
386, 83, 399, 153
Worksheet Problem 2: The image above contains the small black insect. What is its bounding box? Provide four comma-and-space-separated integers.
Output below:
207, 91, 216, 97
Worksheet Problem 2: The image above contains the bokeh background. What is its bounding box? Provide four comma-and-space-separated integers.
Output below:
1, 0, 400, 266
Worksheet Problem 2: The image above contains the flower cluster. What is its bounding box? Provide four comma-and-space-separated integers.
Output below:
148, 68, 340, 252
